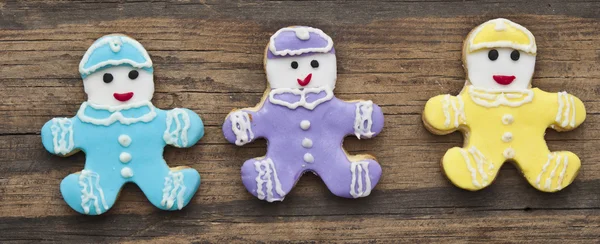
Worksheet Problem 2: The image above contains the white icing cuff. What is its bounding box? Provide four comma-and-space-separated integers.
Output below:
442, 95, 467, 128
350, 161, 372, 198
555, 92, 576, 128
254, 158, 285, 202
50, 118, 75, 155
353, 101, 375, 139
161, 171, 186, 210
230, 111, 254, 146
459, 146, 494, 188
164, 108, 191, 147
78, 170, 109, 215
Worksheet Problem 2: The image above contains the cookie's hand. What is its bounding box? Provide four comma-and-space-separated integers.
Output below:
163, 108, 205, 148
423, 94, 467, 134
224, 110, 255, 146
552, 92, 586, 131
41, 117, 78, 156
353, 100, 384, 139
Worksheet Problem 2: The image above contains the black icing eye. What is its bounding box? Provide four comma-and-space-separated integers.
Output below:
488, 49, 499, 61
103, 73, 113, 83
511, 50, 520, 61
310, 60, 319, 68
128, 70, 139, 80
291, 61, 299, 69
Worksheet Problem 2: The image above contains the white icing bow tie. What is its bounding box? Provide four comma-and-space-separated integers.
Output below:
268, 87, 334, 110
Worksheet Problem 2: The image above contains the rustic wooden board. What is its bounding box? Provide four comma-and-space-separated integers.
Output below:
1, 0, 600, 242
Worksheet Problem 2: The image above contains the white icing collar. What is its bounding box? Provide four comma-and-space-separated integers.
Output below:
468, 86, 534, 108
77, 101, 157, 126
268, 87, 334, 110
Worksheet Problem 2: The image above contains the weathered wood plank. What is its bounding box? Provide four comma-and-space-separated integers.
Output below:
1, 0, 600, 242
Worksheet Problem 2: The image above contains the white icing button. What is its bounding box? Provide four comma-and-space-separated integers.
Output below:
118, 134, 132, 147
121, 167, 133, 178
502, 132, 513, 142
300, 120, 311, 130
304, 153, 314, 163
503, 148, 516, 159
302, 138, 313, 148
119, 152, 132, 163
502, 114, 514, 125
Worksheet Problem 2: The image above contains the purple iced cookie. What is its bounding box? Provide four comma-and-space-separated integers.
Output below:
223, 26, 384, 202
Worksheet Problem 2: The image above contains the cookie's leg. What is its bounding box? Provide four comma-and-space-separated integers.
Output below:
137, 166, 201, 211
521, 151, 581, 192
442, 146, 500, 191
317, 153, 382, 199
60, 170, 121, 215
241, 157, 298, 202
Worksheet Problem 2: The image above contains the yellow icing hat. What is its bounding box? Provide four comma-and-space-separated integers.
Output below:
467, 18, 536, 54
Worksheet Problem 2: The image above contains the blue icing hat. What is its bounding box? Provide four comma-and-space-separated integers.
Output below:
79, 34, 153, 78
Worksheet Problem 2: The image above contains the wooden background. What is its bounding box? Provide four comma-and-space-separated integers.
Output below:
1, 0, 599, 243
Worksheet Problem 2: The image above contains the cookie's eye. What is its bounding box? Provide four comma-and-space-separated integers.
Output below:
488, 49, 499, 61
310, 60, 319, 68
511, 50, 520, 61
103, 73, 113, 83
291, 61, 299, 69
128, 70, 139, 80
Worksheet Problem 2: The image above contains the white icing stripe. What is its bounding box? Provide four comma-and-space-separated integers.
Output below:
350, 161, 372, 198
442, 95, 451, 127
459, 149, 481, 188
77, 101, 157, 126
161, 171, 186, 210
536, 153, 554, 188
468, 86, 534, 108
556, 155, 569, 190
50, 118, 75, 155
562, 93, 571, 127
230, 111, 254, 146
469, 146, 489, 185
546, 154, 562, 190
354, 101, 375, 139
164, 108, 191, 147
268, 86, 334, 110
555, 92, 565, 123
78, 170, 109, 215
254, 158, 285, 202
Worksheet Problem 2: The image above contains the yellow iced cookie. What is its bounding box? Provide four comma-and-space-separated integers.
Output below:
423, 18, 586, 192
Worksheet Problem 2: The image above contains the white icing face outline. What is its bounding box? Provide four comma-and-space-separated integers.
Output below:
266, 53, 337, 89
466, 47, 536, 90
83, 66, 154, 106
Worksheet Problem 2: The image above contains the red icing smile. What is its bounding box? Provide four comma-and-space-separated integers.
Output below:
493, 75, 516, 85
113, 92, 134, 102
297, 73, 312, 86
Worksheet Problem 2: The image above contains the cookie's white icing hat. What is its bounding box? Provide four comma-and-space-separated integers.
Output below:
79, 34, 153, 78
467, 18, 537, 54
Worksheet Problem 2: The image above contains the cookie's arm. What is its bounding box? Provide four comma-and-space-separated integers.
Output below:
41, 117, 80, 156
163, 108, 205, 148
551, 92, 586, 131
423, 94, 467, 134
351, 100, 384, 139
223, 109, 262, 146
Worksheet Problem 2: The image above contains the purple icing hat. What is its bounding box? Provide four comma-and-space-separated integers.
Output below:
267, 26, 335, 59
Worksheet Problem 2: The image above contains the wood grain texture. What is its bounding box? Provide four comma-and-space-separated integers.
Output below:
1, 0, 600, 242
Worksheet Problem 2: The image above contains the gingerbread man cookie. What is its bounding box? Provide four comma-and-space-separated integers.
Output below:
223, 26, 384, 201
423, 19, 586, 192
41, 34, 204, 214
